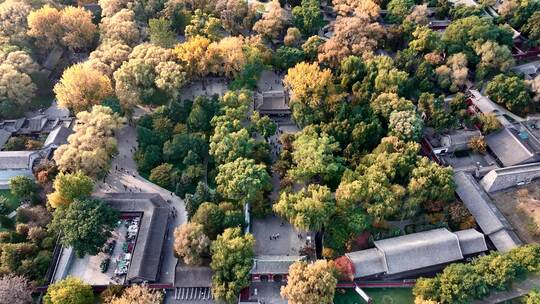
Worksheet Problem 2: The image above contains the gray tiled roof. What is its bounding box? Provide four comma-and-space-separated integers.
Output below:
103, 193, 170, 282
0, 151, 37, 170
454, 229, 488, 255
345, 228, 487, 278
486, 127, 540, 167
251, 255, 305, 275
44, 126, 72, 147
454, 172, 522, 252
0, 130, 11, 150
374, 228, 464, 275
440, 129, 482, 152
345, 248, 386, 278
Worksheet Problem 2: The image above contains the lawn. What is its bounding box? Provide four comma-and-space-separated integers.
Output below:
334, 288, 414, 304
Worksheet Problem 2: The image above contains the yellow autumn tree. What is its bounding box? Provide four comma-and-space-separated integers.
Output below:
27, 6, 96, 51
280, 260, 338, 304
54, 63, 113, 113
173, 36, 211, 79
205, 36, 246, 78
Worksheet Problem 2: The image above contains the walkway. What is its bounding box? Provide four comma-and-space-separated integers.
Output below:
93, 124, 188, 285
473, 275, 540, 304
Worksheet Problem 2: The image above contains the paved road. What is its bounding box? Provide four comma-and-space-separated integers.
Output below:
93, 124, 187, 285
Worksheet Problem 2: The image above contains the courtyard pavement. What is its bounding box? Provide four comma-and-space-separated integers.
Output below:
93, 123, 187, 285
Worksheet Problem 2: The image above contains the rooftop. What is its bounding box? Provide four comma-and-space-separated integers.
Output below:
486, 126, 540, 167
103, 193, 171, 283
345, 228, 487, 278
454, 171, 522, 252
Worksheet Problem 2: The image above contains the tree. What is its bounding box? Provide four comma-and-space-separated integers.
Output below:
525, 290, 540, 304
289, 128, 344, 184
210, 227, 255, 304
468, 135, 487, 154
485, 74, 532, 114
205, 36, 247, 78
474, 41, 514, 79
185, 9, 223, 41
216, 157, 271, 204
253, 0, 288, 40
406, 157, 455, 214
292, 0, 325, 36
0, 62, 37, 114
318, 16, 384, 67
284, 27, 302, 47
410, 26, 442, 53
47, 172, 94, 209
44, 277, 94, 304
149, 163, 175, 189
281, 260, 337, 304
100, 9, 140, 46
27, 6, 96, 51
387, 0, 414, 23
54, 106, 123, 178
210, 128, 254, 164
284, 62, 339, 126
215, 0, 252, 35
174, 222, 210, 265
332, 0, 380, 19
108, 284, 162, 304
148, 18, 177, 48
0, 0, 31, 45
173, 36, 211, 79
54, 64, 113, 113
302, 35, 324, 61
442, 16, 513, 61
9, 176, 36, 201
389, 110, 423, 142
273, 46, 304, 71
478, 113, 501, 134
336, 168, 405, 221
370, 93, 414, 120
192, 202, 225, 239
0, 274, 33, 304
405, 4, 429, 26
251, 112, 277, 139
87, 42, 132, 78
49, 198, 118, 257
523, 11, 540, 43
274, 184, 335, 231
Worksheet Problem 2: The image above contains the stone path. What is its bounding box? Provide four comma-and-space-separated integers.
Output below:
93, 123, 187, 284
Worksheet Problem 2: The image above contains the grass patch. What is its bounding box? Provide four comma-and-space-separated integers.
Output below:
334, 288, 414, 304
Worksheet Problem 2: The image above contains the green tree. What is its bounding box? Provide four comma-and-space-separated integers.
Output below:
274, 184, 335, 231
184, 182, 217, 219
9, 176, 36, 201
210, 227, 255, 304
216, 157, 271, 205
406, 157, 455, 215
210, 128, 255, 164
485, 74, 532, 114
251, 112, 277, 139
148, 18, 177, 48
525, 290, 540, 304
192, 202, 225, 239
522, 11, 540, 43
387, 0, 414, 23
292, 0, 325, 36
339, 55, 366, 90
370, 93, 415, 120
289, 127, 344, 185
44, 276, 94, 304
272, 46, 305, 71
185, 9, 223, 41
47, 172, 94, 209
49, 198, 118, 257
